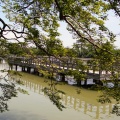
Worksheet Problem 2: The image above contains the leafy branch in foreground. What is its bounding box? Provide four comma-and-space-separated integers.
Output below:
42, 79, 65, 111
97, 74, 120, 116
0, 0, 120, 115
112, 103, 120, 116
98, 90, 120, 116
0, 83, 17, 112
0, 70, 28, 113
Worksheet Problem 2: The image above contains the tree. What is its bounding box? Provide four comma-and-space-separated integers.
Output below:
7, 42, 25, 56
0, 39, 9, 57
107, 0, 120, 17
0, 0, 111, 48
73, 39, 96, 58
0, 0, 120, 114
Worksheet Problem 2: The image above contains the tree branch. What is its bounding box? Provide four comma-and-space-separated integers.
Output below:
17, 1, 34, 12
108, 0, 120, 17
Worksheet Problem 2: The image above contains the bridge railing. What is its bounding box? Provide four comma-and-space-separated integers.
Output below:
7, 56, 112, 79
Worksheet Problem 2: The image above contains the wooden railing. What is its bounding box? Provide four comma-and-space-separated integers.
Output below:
8, 56, 112, 81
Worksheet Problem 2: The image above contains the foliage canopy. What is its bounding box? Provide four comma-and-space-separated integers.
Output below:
0, 0, 120, 115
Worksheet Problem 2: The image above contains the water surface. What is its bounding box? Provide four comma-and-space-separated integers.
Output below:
0, 63, 119, 120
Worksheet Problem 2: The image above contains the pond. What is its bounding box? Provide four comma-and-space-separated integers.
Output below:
0, 63, 119, 120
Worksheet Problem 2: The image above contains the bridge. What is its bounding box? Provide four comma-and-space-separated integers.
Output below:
7, 56, 112, 86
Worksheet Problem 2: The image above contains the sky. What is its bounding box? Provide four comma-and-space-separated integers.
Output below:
104, 10, 120, 48
58, 21, 75, 47
0, 7, 120, 48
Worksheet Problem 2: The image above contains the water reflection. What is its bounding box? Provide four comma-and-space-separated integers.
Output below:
0, 110, 47, 120
9, 74, 115, 119
0, 63, 119, 120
